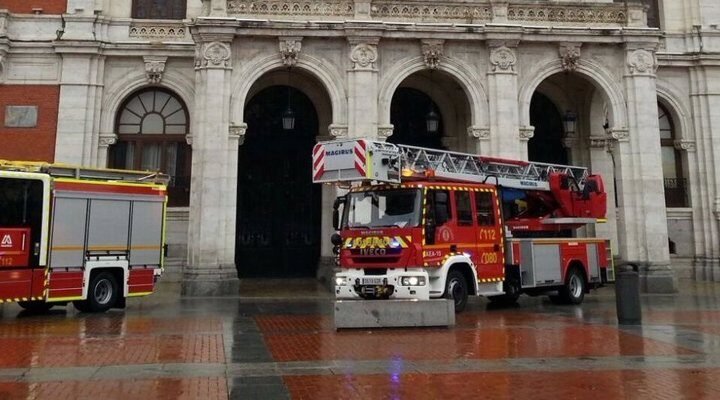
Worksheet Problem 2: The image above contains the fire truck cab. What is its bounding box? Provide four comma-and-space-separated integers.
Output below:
314, 139, 613, 312
0, 161, 168, 313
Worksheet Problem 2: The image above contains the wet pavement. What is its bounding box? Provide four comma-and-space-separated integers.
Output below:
1, 280, 720, 399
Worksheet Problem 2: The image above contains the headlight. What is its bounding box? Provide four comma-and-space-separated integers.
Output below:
401, 276, 426, 286
335, 277, 348, 286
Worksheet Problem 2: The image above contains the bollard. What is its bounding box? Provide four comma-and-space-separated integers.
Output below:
615, 263, 642, 325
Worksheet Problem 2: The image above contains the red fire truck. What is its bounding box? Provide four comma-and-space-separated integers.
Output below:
0, 161, 168, 313
313, 139, 613, 312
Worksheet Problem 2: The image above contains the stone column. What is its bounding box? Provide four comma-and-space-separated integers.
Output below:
615, 46, 676, 292
51, 1, 105, 165
182, 21, 240, 296
689, 64, 720, 281
588, 135, 620, 256
347, 38, 379, 139
487, 42, 521, 159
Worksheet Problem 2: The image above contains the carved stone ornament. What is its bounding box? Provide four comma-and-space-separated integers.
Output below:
519, 126, 535, 140
329, 124, 348, 139
490, 46, 517, 73
279, 37, 302, 67
98, 134, 118, 147
609, 128, 629, 142
468, 126, 490, 140
559, 43, 581, 72
230, 123, 248, 145
143, 56, 167, 84
627, 49, 657, 75
350, 42, 378, 70
674, 139, 696, 152
422, 39, 444, 70
200, 41, 231, 68
589, 135, 610, 148
378, 124, 394, 139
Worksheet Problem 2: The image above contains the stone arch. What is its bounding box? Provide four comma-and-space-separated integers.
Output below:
101, 70, 195, 136
655, 81, 693, 142
519, 58, 627, 131
378, 56, 489, 129
230, 54, 347, 132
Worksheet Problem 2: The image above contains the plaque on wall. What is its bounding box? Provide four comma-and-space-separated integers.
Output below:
4, 106, 38, 128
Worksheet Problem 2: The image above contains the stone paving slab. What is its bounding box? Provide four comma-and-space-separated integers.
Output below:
0, 282, 720, 398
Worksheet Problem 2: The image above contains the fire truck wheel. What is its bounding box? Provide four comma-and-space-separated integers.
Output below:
75, 272, 119, 313
445, 270, 468, 313
18, 301, 54, 313
559, 268, 586, 305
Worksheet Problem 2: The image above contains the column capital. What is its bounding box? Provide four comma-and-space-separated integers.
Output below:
230, 123, 247, 145
519, 126, 535, 141
674, 139, 696, 152
329, 124, 348, 139
98, 133, 117, 148
195, 41, 232, 70
489, 45, 517, 74
348, 38, 379, 71
378, 124, 394, 140
588, 135, 611, 149
609, 128, 629, 142
468, 126, 490, 141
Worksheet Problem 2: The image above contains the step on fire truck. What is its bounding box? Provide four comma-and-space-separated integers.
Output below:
0, 160, 168, 313
313, 139, 613, 312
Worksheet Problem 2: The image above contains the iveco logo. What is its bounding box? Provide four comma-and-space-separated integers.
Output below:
359, 248, 387, 256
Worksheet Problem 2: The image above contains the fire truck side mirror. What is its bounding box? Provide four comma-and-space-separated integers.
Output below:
332, 196, 345, 230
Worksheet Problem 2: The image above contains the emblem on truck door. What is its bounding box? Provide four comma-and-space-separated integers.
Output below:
0, 235, 12, 248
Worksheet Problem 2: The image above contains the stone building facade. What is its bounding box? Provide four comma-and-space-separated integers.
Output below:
1, 0, 719, 294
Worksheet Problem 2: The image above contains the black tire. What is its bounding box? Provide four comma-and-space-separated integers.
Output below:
74, 271, 119, 313
559, 267, 586, 305
489, 278, 521, 305
18, 301, 54, 313
444, 270, 468, 313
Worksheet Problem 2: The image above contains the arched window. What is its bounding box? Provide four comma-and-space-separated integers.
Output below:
658, 103, 687, 207
132, 0, 187, 20
109, 88, 191, 207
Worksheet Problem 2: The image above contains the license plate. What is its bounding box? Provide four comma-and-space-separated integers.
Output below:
361, 277, 384, 285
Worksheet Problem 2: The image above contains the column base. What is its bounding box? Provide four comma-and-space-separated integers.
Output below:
181, 266, 239, 296
636, 262, 678, 293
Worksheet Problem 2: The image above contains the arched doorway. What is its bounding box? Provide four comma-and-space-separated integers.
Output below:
528, 92, 568, 165
235, 85, 321, 278
388, 87, 444, 149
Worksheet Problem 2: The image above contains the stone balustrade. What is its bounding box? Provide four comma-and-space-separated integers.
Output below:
224, 1, 647, 27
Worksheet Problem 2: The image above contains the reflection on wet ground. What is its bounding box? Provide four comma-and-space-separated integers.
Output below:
1, 280, 720, 399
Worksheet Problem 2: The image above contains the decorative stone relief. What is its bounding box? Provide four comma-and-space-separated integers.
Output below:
98, 134, 118, 148
230, 123, 248, 145
468, 126, 490, 140
674, 139, 696, 152
129, 24, 187, 39
609, 128, 629, 142
279, 37, 302, 67
378, 124, 394, 139
627, 49, 657, 75
421, 39, 444, 70
198, 42, 231, 68
329, 124, 348, 139
228, 1, 354, 17
489, 46, 516, 73
559, 43, 581, 72
519, 126, 535, 141
144, 56, 167, 84
371, 3, 491, 23
350, 42, 378, 70
507, 3, 629, 25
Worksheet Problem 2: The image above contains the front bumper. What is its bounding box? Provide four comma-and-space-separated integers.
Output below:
334, 269, 430, 300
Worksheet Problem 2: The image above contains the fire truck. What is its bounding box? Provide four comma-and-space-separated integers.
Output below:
313, 139, 613, 312
0, 160, 168, 313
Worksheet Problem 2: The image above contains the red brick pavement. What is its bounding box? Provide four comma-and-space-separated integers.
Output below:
0, 377, 227, 400
284, 369, 720, 400
258, 315, 695, 362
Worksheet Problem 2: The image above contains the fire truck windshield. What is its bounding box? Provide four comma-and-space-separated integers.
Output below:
344, 188, 421, 229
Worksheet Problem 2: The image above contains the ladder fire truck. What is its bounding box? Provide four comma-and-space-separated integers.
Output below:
0, 161, 168, 313
313, 139, 613, 312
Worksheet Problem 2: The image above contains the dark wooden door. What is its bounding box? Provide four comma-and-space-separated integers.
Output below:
236, 86, 321, 278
